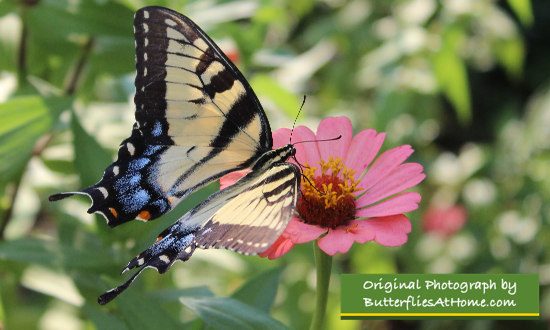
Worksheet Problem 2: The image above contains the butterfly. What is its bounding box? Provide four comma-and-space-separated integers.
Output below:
49, 6, 301, 305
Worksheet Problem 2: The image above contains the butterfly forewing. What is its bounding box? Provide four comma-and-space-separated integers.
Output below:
50, 6, 274, 227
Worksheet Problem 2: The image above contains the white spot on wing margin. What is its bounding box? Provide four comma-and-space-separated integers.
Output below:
97, 187, 109, 198
126, 142, 135, 156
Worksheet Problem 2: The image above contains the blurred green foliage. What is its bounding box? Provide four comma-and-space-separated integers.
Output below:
0, 0, 549, 329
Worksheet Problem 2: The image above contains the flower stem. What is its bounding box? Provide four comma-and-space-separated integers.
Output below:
310, 243, 332, 330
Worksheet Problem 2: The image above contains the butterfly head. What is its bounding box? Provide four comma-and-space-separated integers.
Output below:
289, 144, 296, 158
281, 144, 296, 162
273, 144, 296, 164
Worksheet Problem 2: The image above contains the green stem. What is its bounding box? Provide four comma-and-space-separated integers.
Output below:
17, 11, 28, 86
309, 243, 332, 330
64, 37, 94, 95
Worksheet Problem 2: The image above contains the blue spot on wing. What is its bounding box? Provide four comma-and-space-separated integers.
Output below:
152, 121, 163, 137
152, 199, 169, 213
144, 145, 162, 156
128, 158, 150, 171
114, 173, 142, 194
120, 188, 150, 213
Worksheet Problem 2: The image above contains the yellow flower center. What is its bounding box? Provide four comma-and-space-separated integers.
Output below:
297, 157, 363, 229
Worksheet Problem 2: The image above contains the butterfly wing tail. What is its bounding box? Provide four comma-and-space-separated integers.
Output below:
48, 187, 127, 227
98, 221, 198, 304
48, 192, 76, 201
98, 265, 147, 305
48, 176, 172, 228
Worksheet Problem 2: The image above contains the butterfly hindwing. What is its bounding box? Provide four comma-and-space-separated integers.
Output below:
196, 163, 301, 254
98, 158, 300, 305
50, 6, 274, 227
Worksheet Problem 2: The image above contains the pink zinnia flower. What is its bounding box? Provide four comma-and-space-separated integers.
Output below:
422, 204, 468, 236
220, 117, 425, 258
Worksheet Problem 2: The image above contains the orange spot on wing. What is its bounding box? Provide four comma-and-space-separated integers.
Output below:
155, 236, 163, 244
109, 207, 118, 218
137, 210, 151, 221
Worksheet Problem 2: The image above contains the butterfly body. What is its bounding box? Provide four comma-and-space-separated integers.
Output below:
50, 6, 301, 304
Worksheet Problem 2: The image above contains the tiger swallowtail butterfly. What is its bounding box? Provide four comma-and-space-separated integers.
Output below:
49, 6, 301, 305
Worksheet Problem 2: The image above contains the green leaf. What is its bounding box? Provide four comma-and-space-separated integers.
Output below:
231, 268, 281, 313
149, 287, 215, 302
255, 6, 287, 24
27, 0, 133, 42
115, 288, 181, 329
0, 1, 16, 18
88, 36, 134, 76
0, 95, 70, 187
40, 158, 76, 174
0, 238, 117, 270
494, 37, 525, 80
70, 111, 112, 188
506, 0, 533, 26
83, 304, 129, 330
250, 74, 301, 118
180, 297, 287, 330
431, 28, 471, 124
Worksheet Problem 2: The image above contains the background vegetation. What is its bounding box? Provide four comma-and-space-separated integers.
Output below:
0, 0, 548, 329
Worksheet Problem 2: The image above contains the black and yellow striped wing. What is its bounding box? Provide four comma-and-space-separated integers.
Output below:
50, 6, 273, 227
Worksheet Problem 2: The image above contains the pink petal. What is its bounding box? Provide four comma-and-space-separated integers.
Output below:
259, 217, 327, 259
358, 145, 414, 191
285, 217, 327, 244
316, 117, 353, 162
358, 214, 411, 246
317, 220, 378, 255
292, 125, 321, 172
317, 228, 356, 255
344, 129, 386, 178
356, 192, 421, 218
259, 236, 295, 260
357, 163, 425, 206
272, 128, 292, 149
344, 221, 377, 244
219, 170, 250, 189
318, 215, 412, 254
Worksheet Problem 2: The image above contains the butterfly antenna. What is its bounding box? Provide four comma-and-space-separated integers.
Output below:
289, 95, 307, 144
293, 135, 341, 146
